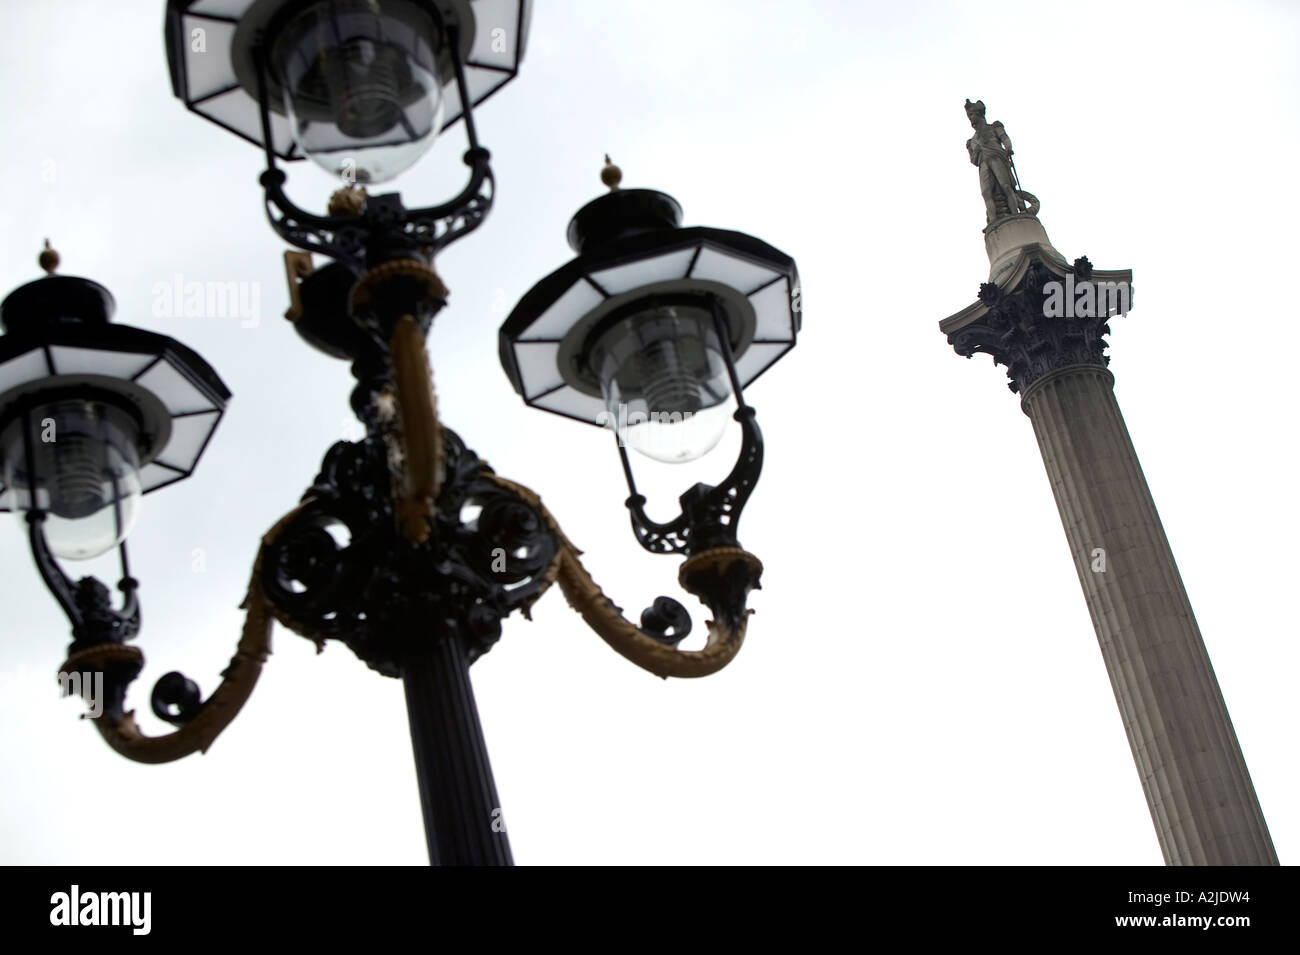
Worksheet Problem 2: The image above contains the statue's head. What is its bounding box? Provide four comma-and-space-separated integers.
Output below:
965, 99, 986, 123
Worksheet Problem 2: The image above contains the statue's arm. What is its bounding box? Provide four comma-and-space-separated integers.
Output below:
993, 121, 1013, 156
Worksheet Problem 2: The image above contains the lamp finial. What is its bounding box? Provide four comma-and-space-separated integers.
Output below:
601, 155, 622, 191
39, 239, 59, 275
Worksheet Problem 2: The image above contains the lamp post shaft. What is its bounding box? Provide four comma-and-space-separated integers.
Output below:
402, 635, 513, 866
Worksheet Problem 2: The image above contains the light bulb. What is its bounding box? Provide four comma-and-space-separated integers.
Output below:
272, 0, 445, 184
2, 399, 142, 560
592, 305, 732, 464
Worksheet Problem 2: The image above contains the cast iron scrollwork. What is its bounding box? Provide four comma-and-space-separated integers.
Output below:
260, 428, 561, 676
45, 507, 294, 764
150, 671, 203, 726
27, 513, 140, 652
623, 405, 764, 556
258, 150, 495, 267
260, 170, 370, 263
639, 596, 693, 646
483, 473, 763, 679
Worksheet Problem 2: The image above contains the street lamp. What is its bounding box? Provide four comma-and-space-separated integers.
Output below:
500, 159, 799, 561
5, 0, 801, 865
0, 245, 232, 750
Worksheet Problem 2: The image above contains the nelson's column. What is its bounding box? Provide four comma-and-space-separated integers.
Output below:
939, 99, 1277, 865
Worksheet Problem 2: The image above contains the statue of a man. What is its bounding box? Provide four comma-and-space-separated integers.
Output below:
965, 99, 1024, 223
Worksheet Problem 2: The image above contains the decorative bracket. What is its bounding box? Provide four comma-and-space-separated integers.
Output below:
486, 473, 764, 679
621, 405, 763, 555
45, 508, 304, 764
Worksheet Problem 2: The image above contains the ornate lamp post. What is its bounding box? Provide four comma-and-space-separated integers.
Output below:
1, 0, 801, 865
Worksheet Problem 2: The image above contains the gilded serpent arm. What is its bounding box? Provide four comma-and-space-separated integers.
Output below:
391, 311, 444, 544
483, 473, 763, 679
349, 256, 448, 545
59, 507, 306, 764
374, 266, 761, 678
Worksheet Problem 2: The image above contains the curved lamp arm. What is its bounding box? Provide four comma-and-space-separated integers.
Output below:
483, 473, 763, 679
359, 273, 447, 542
53, 506, 306, 764
262, 253, 763, 683
367, 272, 765, 679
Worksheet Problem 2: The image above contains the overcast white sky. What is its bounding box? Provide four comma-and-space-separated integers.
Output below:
1, 0, 1297, 865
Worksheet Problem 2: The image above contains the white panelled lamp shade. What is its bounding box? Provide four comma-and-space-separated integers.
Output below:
499, 185, 800, 463
0, 274, 230, 559
165, 0, 532, 183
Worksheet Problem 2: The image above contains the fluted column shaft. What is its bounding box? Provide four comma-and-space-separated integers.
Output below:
1021, 364, 1276, 865
403, 635, 513, 866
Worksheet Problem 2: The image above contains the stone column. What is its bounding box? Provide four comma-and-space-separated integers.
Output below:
1021, 364, 1277, 865
941, 239, 1277, 865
